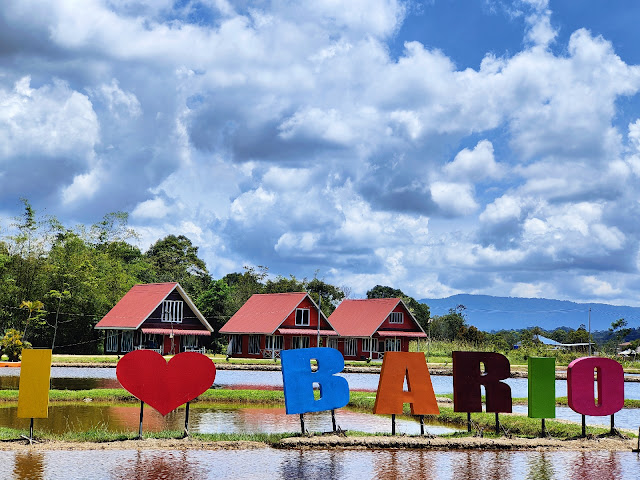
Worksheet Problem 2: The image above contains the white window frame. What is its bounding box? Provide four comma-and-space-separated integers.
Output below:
388, 312, 404, 324
183, 334, 198, 349
230, 334, 242, 354
265, 335, 283, 351
106, 331, 118, 352
161, 300, 184, 323
345, 338, 357, 356
291, 336, 310, 349
385, 338, 401, 352
362, 338, 379, 353
249, 335, 261, 355
295, 308, 310, 326
121, 331, 134, 353
326, 337, 338, 350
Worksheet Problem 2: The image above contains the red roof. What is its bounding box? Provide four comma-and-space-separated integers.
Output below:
219, 292, 332, 335
328, 298, 425, 337
95, 283, 212, 332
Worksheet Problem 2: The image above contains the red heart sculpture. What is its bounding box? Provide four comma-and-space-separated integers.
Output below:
116, 350, 216, 416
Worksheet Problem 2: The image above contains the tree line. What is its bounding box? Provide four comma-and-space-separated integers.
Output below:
0, 201, 432, 355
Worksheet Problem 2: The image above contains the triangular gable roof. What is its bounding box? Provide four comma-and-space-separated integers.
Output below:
328, 298, 425, 337
219, 292, 332, 335
95, 282, 213, 332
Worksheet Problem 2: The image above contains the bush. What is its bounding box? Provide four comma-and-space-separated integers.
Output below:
0, 329, 32, 361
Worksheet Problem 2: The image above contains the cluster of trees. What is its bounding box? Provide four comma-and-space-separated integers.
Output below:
0, 201, 353, 354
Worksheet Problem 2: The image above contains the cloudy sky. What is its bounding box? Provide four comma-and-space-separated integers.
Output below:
2, 0, 640, 305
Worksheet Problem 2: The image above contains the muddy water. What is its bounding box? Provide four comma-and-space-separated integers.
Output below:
0, 449, 638, 479
0, 404, 459, 436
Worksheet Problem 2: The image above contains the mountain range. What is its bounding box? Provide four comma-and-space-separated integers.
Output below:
419, 294, 640, 333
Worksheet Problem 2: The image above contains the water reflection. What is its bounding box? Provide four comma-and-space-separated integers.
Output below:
526, 453, 555, 480
0, 404, 460, 436
13, 452, 44, 480
570, 451, 622, 479
281, 450, 344, 480
0, 449, 639, 479
112, 450, 208, 480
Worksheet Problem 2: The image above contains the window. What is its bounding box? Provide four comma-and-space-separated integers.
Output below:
388, 312, 404, 324
106, 331, 118, 352
385, 338, 401, 352
249, 335, 261, 355
345, 338, 357, 356
162, 300, 184, 323
326, 337, 338, 350
265, 335, 283, 350
291, 336, 310, 349
229, 334, 242, 354
183, 335, 198, 349
295, 308, 310, 326
121, 331, 134, 352
362, 338, 379, 353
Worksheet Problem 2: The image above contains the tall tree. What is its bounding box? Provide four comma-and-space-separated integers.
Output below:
145, 235, 211, 298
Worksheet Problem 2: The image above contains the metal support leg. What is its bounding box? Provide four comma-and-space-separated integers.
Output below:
541, 418, 546, 437
495, 412, 500, 435
184, 402, 190, 437
139, 401, 144, 439
467, 412, 471, 433
420, 415, 425, 436
582, 414, 586, 437
391, 414, 396, 435
300, 413, 305, 434
331, 409, 336, 432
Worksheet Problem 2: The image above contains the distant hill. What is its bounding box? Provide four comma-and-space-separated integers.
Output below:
419, 294, 640, 332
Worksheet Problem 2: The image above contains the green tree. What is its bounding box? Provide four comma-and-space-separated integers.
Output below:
0, 329, 31, 361
223, 266, 268, 313
20, 299, 45, 341
196, 279, 233, 353
145, 235, 211, 298
430, 305, 467, 341
607, 318, 631, 354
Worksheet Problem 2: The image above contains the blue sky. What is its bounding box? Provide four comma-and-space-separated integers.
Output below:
2, 0, 640, 307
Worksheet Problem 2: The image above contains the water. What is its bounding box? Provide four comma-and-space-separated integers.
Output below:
0, 449, 637, 479
0, 404, 459, 436
511, 405, 640, 431
4, 367, 640, 401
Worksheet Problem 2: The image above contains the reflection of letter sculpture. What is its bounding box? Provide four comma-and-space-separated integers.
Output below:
281, 347, 350, 414
17, 349, 52, 419
567, 357, 624, 416
373, 352, 439, 415
453, 351, 512, 413
528, 357, 555, 419
116, 350, 216, 416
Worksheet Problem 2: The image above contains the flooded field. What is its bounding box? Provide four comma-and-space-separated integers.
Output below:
0, 403, 459, 436
0, 448, 639, 480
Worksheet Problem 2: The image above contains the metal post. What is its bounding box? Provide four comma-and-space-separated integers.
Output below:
467, 412, 471, 433
420, 415, 425, 436
300, 413, 305, 434
610, 414, 615, 434
582, 414, 586, 437
588, 307, 592, 356
495, 412, 500, 435
30, 418, 34, 441
317, 295, 321, 348
331, 409, 336, 432
541, 418, 546, 437
139, 401, 144, 439
391, 414, 396, 435
184, 402, 190, 437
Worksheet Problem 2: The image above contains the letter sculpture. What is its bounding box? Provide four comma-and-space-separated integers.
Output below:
281, 347, 350, 414
567, 357, 624, 416
373, 352, 439, 415
453, 351, 512, 413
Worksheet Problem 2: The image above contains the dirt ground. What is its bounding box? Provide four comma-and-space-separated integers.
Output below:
0, 435, 635, 452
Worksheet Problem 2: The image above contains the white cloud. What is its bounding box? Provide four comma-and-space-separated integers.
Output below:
131, 197, 169, 219
443, 140, 503, 181
430, 182, 478, 216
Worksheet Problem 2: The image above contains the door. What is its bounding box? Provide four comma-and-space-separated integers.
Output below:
163, 335, 180, 355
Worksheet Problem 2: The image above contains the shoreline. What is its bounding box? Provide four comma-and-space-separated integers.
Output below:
0, 435, 635, 452
49, 361, 640, 382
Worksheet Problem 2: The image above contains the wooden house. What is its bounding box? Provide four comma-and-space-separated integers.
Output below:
94, 282, 213, 355
219, 292, 337, 359
328, 298, 427, 360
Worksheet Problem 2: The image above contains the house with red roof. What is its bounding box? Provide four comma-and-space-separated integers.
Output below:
219, 292, 337, 359
328, 298, 427, 360
94, 282, 213, 355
